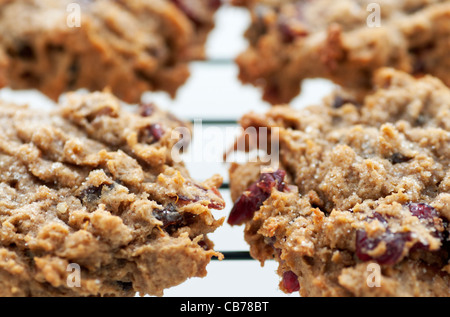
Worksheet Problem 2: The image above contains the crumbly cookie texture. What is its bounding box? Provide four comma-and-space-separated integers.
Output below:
233, 0, 450, 104
228, 68, 450, 296
0, 91, 225, 297
0, 0, 220, 103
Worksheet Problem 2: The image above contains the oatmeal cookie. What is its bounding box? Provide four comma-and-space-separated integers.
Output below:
228, 68, 450, 296
0, 0, 221, 103
0, 91, 225, 297
233, 0, 450, 104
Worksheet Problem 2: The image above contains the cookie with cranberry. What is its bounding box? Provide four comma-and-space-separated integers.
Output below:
233, 0, 450, 104
228, 68, 450, 296
0, 0, 221, 103
0, 91, 225, 296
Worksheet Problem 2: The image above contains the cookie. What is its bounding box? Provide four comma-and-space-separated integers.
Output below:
0, 91, 225, 296
227, 68, 450, 296
233, 0, 450, 104
0, 0, 221, 103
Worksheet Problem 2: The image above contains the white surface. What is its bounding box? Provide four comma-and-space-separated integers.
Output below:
162, 260, 298, 297
0, 5, 336, 297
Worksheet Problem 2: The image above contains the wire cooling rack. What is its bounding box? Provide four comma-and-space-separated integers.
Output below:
0, 5, 336, 297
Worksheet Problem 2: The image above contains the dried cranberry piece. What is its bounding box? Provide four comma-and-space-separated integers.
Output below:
355, 230, 375, 262
207, 200, 225, 210
355, 229, 411, 265
282, 271, 300, 293
227, 170, 286, 226
208, 0, 222, 10
408, 203, 439, 221
149, 123, 164, 141
153, 204, 184, 229
171, 0, 204, 27
375, 232, 412, 265
139, 102, 156, 117
227, 189, 263, 226
408, 202, 446, 247
198, 240, 210, 251
176, 194, 191, 204
278, 20, 308, 43
139, 123, 165, 144
368, 212, 388, 225
258, 170, 286, 192
359, 204, 446, 261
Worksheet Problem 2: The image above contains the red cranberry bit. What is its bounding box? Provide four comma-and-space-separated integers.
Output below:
207, 199, 225, 210
355, 229, 411, 265
376, 232, 413, 265
358, 204, 446, 260
408, 203, 439, 221
368, 212, 388, 225
258, 170, 286, 192
355, 212, 413, 265
278, 20, 309, 44
408, 202, 446, 243
139, 102, 156, 117
171, 0, 204, 27
139, 123, 165, 144
227, 170, 286, 226
149, 123, 164, 141
153, 204, 184, 229
176, 194, 192, 204
210, 186, 222, 197
207, 186, 226, 209
227, 188, 263, 226
198, 240, 210, 251
355, 230, 375, 262
282, 271, 300, 293
208, 0, 222, 10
